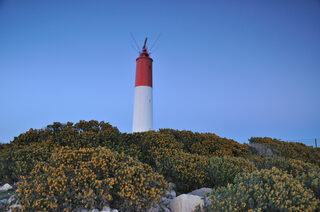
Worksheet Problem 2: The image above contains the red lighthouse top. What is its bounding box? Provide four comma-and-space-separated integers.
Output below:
135, 38, 153, 87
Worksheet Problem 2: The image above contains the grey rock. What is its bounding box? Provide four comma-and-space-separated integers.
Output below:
188, 188, 212, 197
249, 143, 276, 157
101, 205, 111, 212
160, 205, 171, 212
204, 196, 211, 207
8, 195, 17, 205
0, 183, 12, 191
111, 209, 118, 212
169, 194, 204, 212
148, 204, 160, 212
90, 209, 99, 212
169, 183, 176, 191
166, 189, 176, 199
161, 197, 172, 205
0, 199, 7, 204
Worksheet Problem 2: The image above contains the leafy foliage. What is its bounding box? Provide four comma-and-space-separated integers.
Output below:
115, 132, 210, 193
1, 121, 320, 211
207, 156, 256, 187
298, 169, 320, 199
205, 168, 319, 212
17, 147, 168, 211
250, 156, 318, 177
249, 137, 320, 166
159, 129, 249, 157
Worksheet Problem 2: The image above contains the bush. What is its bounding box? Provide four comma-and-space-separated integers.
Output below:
298, 169, 320, 199
249, 137, 320, 166
155, 149, 209, 193
11, 120, 120, 149
17, 147, 168, 212
250, 156, 318, 178
0, 120, 121, 184
117, 132, 212, 193
205, 168, 318, 211
159, 129, 249, 157
0, 143, 51, 184
207, 156, 256, 187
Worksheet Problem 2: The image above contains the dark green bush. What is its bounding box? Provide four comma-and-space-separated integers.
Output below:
249, 137, 320, 166
118, 132, 209, 193
298, 169, 320, 199
205, 168, 318, 211
207, 156, 256, 187
159, 129, 249, 157
250, 156, 318, 177
17, 147, 168, 212
0, 143, 51, 183
11, 120, 120, 149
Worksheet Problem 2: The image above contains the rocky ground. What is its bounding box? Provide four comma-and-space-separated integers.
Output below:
0, 183, 211, 212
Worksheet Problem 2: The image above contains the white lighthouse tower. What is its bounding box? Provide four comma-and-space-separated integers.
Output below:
132, 38, 153, 132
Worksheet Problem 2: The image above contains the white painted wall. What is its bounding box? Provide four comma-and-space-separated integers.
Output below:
132, 86, 153, 132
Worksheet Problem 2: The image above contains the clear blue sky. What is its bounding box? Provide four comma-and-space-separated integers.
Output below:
1, 0, 320, 145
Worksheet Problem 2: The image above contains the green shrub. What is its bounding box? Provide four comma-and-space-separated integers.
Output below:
298, 169, 320, 199
159, 129, 249, 157
11, 120, 120, 149
117, 131, 211, 193
205, 168, 318, 211
250, 156, 318, 177
207, 156, 256, 187
17, 147, 168, 212
249, 137, 320, 166
0, 143, 51, 183
155, 149, 209, 193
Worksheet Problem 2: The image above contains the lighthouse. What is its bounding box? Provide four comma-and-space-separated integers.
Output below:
132, 38, 153, 132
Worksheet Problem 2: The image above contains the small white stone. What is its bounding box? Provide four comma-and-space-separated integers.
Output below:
169, 194, 204, 212
101, 205, 111, 212
111, 209, 118, 212
0, 183, 12, 191
90, 209, 99, 212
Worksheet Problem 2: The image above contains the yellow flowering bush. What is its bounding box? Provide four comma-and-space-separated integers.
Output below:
299, 170, 320, 199
205, 168, 319, 211
0, 143, 51, 184
2, 121, 320, 211
17, 147, 168, 211
249, 137, 320, 166
207, 156, 256, 186
250, 156, 318, 177
159, 129, 249, 157
1, 120, 121, 183
119, 132, 209, 193
11, 120, 120, 149
154, 149, 210, 193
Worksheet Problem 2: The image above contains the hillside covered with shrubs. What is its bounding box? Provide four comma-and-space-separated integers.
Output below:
0, 120, 319, 211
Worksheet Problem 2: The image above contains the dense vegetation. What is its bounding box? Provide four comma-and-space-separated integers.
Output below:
0, 120, 319, 211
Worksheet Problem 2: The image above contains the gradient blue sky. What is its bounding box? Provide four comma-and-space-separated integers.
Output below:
1, 0, 320, 145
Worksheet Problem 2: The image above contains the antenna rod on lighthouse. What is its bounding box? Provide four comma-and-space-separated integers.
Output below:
143, 37, 148, 48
